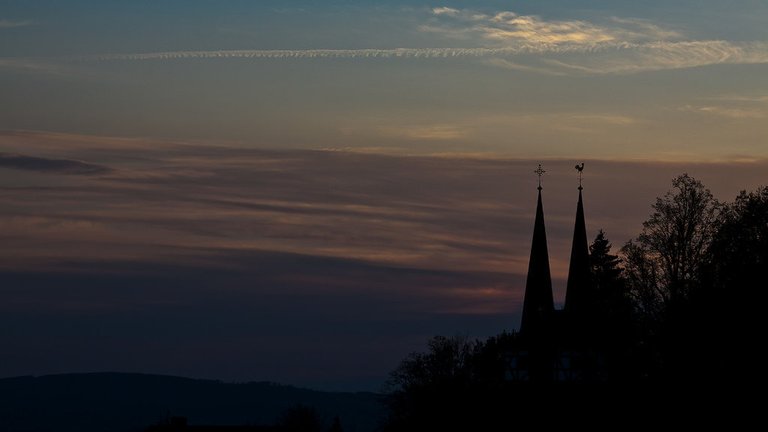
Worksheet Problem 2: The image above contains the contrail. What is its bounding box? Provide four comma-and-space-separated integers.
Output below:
65, 40, 768, 68
72, 43, 637, 62
6, 40, 764, 76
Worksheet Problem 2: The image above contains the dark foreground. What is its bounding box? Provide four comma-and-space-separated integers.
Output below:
0, 373, 383, 432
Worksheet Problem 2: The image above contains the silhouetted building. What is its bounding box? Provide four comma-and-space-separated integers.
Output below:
509, 167, 606, 382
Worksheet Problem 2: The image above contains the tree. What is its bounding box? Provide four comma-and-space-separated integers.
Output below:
383, 335, 485, 431
386, 335, 476, 393
621, 174, 720, 316
701, 186, 768, 382
590, 230, 626, 310
327, 416, 344, 432
279, 405, 323, 432
707, 185, 768, 290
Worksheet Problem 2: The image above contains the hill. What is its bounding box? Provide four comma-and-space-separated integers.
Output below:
0, 373, 384, 432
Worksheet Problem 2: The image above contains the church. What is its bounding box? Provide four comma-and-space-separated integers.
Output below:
506, 164, 610, 382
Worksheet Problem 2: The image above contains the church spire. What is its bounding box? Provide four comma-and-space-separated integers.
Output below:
564, 163, 592, 315
520, 165, 554, 335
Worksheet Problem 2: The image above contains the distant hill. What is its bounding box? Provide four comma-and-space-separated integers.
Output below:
0, 373, 384, 432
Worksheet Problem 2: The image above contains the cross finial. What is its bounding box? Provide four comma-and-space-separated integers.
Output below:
534, 164, 546, 190
575, 162, 585, 190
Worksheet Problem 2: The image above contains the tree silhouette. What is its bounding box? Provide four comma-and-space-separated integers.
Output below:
381, 175, 760, 428
588, 230, 641, 379
383, 335, 494, 431
387, 335, 476, 392
279, 405, 323, 432
327, 416, 343, 432
590, 230, 628, 316
701, 185, 768, 383
590, 231, 622, 289
707, 185, 768, 293
621, 174, 720, 317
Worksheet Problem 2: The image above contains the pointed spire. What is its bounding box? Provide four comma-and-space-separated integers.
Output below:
520, 173, 554, 336
564, 168, 592, 316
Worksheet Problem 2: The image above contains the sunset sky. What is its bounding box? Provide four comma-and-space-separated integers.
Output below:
1, 1, 767, 391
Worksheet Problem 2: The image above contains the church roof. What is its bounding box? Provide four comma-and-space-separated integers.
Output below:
564, 187, 592, 315
520, 186, 554, 335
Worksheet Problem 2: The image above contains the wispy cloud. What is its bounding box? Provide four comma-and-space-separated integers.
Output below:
2, 131, 768, 386
541, 40, 768, 74
485, 58, 569, 76
679, 104, 766, 119
378, 124, 467, 140
0, 19, 32, 29
68, 39, 768, 71
8, 8, 768, 76
481, 11, 617, 44
0, 57, 77, 76
609, 17, 684, 41
703, 94, 768, 103
420, 7, 768, 74
678, 92, 768, 119
0, 153, 113, 175
427, 8, 684, 45
431, 7, 460, 17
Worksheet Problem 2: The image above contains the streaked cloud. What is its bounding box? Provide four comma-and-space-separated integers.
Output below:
678, 92, 768, 119
0, 153, 112, 175
74, 47, 598, 61
679, 104, 766, 119
57, 39, 768, 76
0, 8, 749, 76
540, 40, 768, 74
422, 7, 768, 74
3, 131, 767, 277
2, 130, 767, 388
427, 7, 683, 45
431, 7, 460, 17
59, 41, 768, 77
0, 19, 32, 29
482, 12, 616, 44
0, 57, 68, 75
707, 94, 768, 103
379, 124, 467, 140
608, 17, 684, 41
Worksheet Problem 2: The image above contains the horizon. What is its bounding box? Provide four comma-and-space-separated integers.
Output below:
2, 0, 767, 393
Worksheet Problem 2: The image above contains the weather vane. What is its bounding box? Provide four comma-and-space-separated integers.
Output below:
575, 162, 585, 190
534, 164, 546, 190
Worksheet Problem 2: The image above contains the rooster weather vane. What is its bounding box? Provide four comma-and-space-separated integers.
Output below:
575, 162, 585, 190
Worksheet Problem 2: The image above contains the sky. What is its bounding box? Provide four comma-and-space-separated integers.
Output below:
1, 1, 767, 391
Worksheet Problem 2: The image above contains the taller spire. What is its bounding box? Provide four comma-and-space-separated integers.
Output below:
520, 165, 554, 335
564, 163, 592, 316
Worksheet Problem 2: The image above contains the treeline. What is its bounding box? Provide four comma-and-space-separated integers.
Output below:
381, 175, 767, 430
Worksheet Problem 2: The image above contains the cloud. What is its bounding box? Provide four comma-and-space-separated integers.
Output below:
0, 153, 113, 175
0, 58, 70, 75
2, 130, 768, 388
60, 39, 768, 76
609, 17, 684, 41
426, 8, 684, 46
432, 7, 460, 17
482, 12, 616, 44
3, 8, 768, 76
679, 104, 766, 119
0, 19, 32, 29
485, 58, 569, 75
77, 47, 561, 61
707, 94, 768, 103
418, 7, 768, 74
686, 94, 768, 119
378, 124, 467, 140
541, 40, 768, 74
